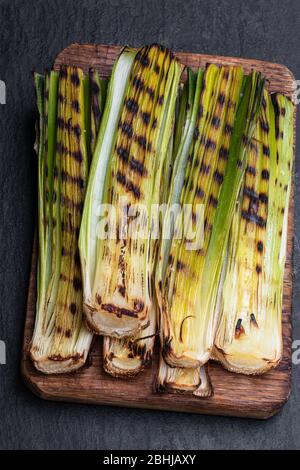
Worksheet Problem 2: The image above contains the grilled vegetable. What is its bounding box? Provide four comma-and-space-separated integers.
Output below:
103, 67, 202, 378
103, 301, 157, 377
89, 69, 107, 155
31, 66, 93, 373
156, 69, 214, 393
213, 92, 294, 374
160, 67, 264, 370
80, 44, 183, 339
157, 358, 212, 397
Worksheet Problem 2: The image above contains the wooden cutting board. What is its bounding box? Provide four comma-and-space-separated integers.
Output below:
21, 43, 296, 419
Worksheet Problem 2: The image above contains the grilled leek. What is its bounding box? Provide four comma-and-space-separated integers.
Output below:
160, 68, 264, 370
80, 45, 183, 338
213, 92, 294, 374
31, 66, 93, 373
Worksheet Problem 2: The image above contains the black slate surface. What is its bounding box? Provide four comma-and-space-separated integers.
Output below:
0, 0, 299, 450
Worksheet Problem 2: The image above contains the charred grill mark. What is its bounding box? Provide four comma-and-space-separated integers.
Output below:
179, 315, 195, 342
69, 303, 77, 315
213, 170, 224, 184
200, 162, 210, 174
74, 249, 81, 267
261, 169, 270, 180
204, 218, 213, 232
194, 127, 199, 141
129, 156, 147, 176
176, 260, 186, 271
195, 186, 205, 198
256, 264, 262, 274
218, 93, 225, 106
134, 299, 144, 312
132, 76, 145, 91
125, 98, 139, 115
209, 195, 218, 208
101, 303, 138, 318
146, 86, 155, 100
241, 210, 266, 227
219, 146, 229, 160
60, 194, 83, 212
262, 145, 270, 157
205, 138, 216, 150
134, 134, 147, 150
141, 111, 151, 125
59, 67, 67, 78
259, 192, 268, 204
57, 117, 64, 129
49, 352, 83, 362
116, 170, 141, 199
152, 117, 157, 129
158, 95, 164, 105
243, 186, 259, 201
250, 313, 259, 328
235, 318, 245, 339
246, 165, 256, 176
65, 329, 72, 338
72, 150, 83, 162
281, 107, 286, 116
191, 158, 199, 170
71, 70, 80, 86
73, 124, 81, 139
260, 120, 269, 133
118, 285, 126, 297
61, 170, 84, 188
72, 99, 80, 113
139, 54, 150, 67
257, 241, 264, 252
73, 277, 82, 291
117, 146, 129, 163
61, 246, 68, 256
225, 123, 233, 135
212, 116, 221, 129
250, 141, 258, 153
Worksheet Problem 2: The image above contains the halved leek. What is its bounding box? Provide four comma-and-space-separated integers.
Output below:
31, 67, 93, 373
161, 68, 264, 370
80, 45, 183, 338
213, 92, 294, 374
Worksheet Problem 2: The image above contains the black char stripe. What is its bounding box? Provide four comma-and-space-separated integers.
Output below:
241, 210, 266, 227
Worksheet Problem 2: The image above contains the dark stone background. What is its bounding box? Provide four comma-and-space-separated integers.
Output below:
0, 0, 299, 450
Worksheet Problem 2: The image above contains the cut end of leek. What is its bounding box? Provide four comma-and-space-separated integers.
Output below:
157, 356, 213, 397
31, 352, 87, 375
103, 301, 156, 377
213, 92, 293, 375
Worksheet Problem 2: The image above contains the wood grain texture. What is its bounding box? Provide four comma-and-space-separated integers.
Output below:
21, 43, 295, 419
